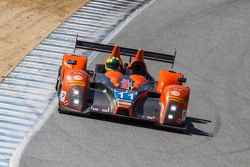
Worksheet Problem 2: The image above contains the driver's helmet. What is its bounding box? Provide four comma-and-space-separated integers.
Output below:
105, 57, 122, 71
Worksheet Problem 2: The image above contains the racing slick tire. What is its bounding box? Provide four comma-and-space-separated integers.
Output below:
55, 66, 62, 92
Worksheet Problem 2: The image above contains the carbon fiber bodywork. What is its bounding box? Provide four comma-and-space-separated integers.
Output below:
89, 73, 160, 118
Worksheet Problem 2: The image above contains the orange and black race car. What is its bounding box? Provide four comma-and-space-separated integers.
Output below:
55, 40, 190, 130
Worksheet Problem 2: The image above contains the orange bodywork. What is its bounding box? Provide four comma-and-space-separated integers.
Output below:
110, 45, 121, 59
128, 49, 145, 68
60, 54, 87, 80
156, 70, 189, 124
130, 74, 147, 89
157, 70, 184, 93
114, 105, 132, 117
105, 71, 123, 87
159, 85, 190, 124
109, 45, 123, 65
57, 42, 191, 129
59, 54, 89, 111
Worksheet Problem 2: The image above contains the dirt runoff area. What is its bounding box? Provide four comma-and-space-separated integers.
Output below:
0, 0, 88, 80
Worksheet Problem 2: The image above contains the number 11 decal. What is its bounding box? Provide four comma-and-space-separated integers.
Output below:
118, 92, 124, 98
128, 93, 134, 100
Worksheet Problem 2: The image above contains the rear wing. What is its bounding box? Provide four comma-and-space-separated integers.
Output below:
75, 40, 176, 67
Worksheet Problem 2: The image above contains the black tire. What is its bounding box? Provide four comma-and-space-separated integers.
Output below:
95, 64, 105, 73
55, 66, 62, 91
57, 65, 62, 76
58, 107, 65, 114
56, 80, 62, 97
55, 77, 59, 91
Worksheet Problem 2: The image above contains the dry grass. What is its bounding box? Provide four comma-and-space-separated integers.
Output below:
0, 0, 88, 79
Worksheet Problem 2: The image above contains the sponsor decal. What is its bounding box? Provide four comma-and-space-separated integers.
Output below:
171, 91, 180, 96
169, 96, 186, 104
101, 108, 109, 113
66, 81, 86, 86
120, 79, 133, 89
114, 89, 138, 101
91, 106, 99, 111
73, 75, 83, 81
69, 71, 84, 75
146, 116, 155, 120
169, 86, 186, 93
121, 79, 129, 89
60, 91, 67, 102
117, 100, 132, 106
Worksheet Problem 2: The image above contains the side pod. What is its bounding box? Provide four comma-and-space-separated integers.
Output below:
60, 54, 87, 80
158, 85, 190, 126
157, 70, 184, 93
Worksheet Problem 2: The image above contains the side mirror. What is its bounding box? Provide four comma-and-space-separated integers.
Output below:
68, 60, 77, 65
178, 77, 187, 83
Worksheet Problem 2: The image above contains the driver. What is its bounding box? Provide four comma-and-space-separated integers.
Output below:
105, 56, 123, 72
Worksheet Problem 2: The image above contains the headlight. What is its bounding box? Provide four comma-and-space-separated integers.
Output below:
73, 90, 79, 95
74, 99, 79, 105
68, 86, 82, 109
164, 101, 182, 124
168, 114, 174, 119
170, 105, 177, 111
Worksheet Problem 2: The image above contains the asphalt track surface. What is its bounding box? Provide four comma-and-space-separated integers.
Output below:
21, 0, 250, 167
